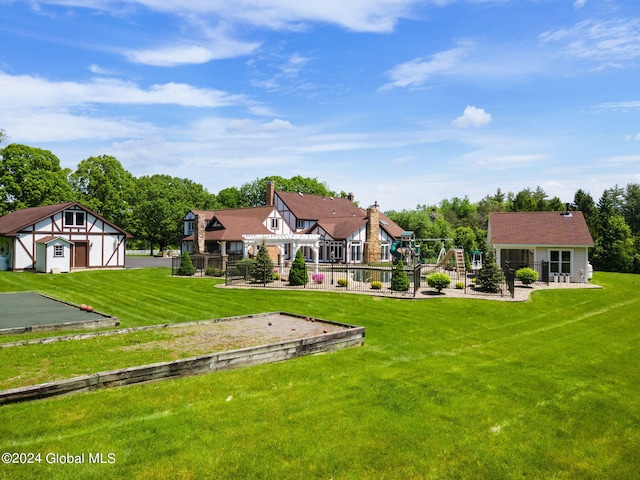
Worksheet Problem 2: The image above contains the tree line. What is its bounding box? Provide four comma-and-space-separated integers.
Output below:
385, 185, 640, 274
1, 142, 638, 272
0, 143, 341, 253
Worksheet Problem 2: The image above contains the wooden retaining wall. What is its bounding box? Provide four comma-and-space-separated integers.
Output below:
0, 315, 364, 405
0, 317, 120, 336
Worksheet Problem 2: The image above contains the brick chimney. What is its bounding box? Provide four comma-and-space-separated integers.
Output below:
347, 192, 355, 203
195, 213, 206, 253
363, 202, 381, 264
266, 181, 275, 206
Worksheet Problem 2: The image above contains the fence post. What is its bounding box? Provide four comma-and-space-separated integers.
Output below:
413, 264, 421, 297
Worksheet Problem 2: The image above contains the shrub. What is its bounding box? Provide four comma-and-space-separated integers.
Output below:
230, 258, 255, 278
337, 278, 348, 287
370, 280, 382, 290
391, 260, 410, 291
273, 271, 281, 281
176, 251, 195, 276
289, 249, 308, 286
205, 266, 225, 277
312, 273, 325, 284
515, 267, 539, 285
455, 281, 465, 289
427, 272, 451, 292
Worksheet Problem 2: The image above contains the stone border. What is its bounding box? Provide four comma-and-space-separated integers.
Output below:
0, 312, 364, 405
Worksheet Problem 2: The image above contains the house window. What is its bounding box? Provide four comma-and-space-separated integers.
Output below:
186, 221, 194, 234
550, 250, 571, 274
228, 242, 243, 254
329, 242, 343, 261
64, 211, 85, 227
296, 219, 305, 229
270, 218, 279, 230
351, 242, 362, 263
54, 245, 64, 257
381, 242, 390, 261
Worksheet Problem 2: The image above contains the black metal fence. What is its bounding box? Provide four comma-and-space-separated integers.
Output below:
173, 256, 554, 299
172, 253, 243, 276
225, 261, 424, 297
502, 260, 550, 297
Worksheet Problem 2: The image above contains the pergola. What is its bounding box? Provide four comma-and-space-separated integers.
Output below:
242, 234, 322, 272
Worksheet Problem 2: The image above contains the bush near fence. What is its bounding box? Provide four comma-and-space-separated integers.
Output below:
225, 262, 423, 296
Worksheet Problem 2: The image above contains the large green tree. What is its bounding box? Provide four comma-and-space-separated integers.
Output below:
0, 144, 74, 215
239, 175, 337, 207
592, 187, 635, 272
508, 186, 563, 212
68, 155, 136, 232
623, 183, 640, 237
132, 175, 215, 254
573, 189, 600, 243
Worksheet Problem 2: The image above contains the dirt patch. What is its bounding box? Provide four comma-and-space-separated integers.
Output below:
117, 314, 347, 358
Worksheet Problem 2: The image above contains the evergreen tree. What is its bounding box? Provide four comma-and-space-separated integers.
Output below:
475, 250, 503, 293
252, 240, 274, 283
289, 249, 308, 286
177, 251, 195, 276
391, 260, 410, 291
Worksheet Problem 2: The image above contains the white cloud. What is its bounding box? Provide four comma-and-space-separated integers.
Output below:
225, 118, 294, 134
89, 64, 115, 75
452, 106, 492, 128
574, 0, 586, 8
125, 38, 260, 67
474, 154, 549, 169
38, 0, 422, 33
0, 71, 246, 108
599, 101, 640, 109
540, 18, 640, 65
381, 42, 473, 90
5, 110, 155, 143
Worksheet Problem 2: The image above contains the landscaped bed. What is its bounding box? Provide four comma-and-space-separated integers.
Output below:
0, 312, 364, 404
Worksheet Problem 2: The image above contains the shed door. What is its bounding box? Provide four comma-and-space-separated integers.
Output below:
74, 242, 88, 268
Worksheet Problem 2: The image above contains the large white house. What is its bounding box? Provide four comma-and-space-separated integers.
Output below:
181, 182, 404, 265
0, 202, 131, 272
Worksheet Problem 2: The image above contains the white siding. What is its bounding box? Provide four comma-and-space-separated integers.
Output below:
9, 207, 127, 271
274, 196, 299, 230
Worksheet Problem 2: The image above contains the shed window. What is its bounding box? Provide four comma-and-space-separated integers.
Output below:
64, 211, 85, 227
54, 245, 64, 257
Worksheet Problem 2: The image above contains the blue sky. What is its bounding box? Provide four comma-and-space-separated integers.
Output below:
1, 0, 639, 211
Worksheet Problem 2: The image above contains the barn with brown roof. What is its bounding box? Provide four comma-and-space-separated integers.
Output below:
487, 210, 595, 283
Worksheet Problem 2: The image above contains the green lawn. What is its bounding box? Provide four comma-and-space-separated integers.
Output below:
0, 269, 639, 479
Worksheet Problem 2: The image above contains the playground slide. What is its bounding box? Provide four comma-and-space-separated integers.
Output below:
390, 240, 402, 261
436, 248, 466, 273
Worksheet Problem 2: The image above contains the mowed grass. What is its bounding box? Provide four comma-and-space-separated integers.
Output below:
0, 268, 639, 479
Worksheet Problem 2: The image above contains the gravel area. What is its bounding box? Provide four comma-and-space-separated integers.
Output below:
415, 281, 602, 302
117, 313, 349, 358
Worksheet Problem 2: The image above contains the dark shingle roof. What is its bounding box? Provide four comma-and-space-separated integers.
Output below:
488, 211, 594, 246
276, 191, 403, 240
0, 202, 131, 237
204, 206, 276, 241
